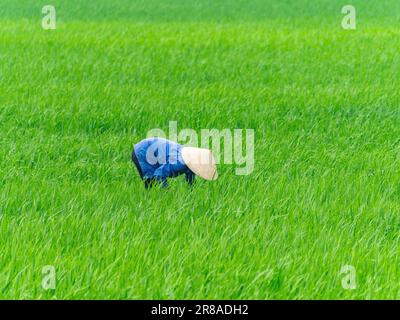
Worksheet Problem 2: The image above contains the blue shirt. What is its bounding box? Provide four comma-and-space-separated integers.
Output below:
134, 138, 195, 187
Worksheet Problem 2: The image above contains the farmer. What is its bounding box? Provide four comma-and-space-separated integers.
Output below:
132, 137, 218, 188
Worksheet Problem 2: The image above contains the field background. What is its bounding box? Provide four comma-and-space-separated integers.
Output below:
1, 0, 400, 299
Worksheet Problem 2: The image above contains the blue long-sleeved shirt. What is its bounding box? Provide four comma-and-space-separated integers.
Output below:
133, 138, 195, 187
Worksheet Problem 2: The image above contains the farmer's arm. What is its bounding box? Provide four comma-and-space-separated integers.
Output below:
148, 139, 169, 187
153, 165, 169, 188
185, 171, 195, 185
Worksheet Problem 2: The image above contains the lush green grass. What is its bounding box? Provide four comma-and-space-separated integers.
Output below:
1, 0, 400, 299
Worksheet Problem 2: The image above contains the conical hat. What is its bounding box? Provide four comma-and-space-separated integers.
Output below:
181, 147, 218, 181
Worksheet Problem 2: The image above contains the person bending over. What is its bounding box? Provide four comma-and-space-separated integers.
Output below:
132, 137, 218, 188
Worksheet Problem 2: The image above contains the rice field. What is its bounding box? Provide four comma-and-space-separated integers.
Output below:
1, 0, 400, 299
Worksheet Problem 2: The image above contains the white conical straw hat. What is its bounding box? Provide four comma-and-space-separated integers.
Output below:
181, 147, 218, 181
